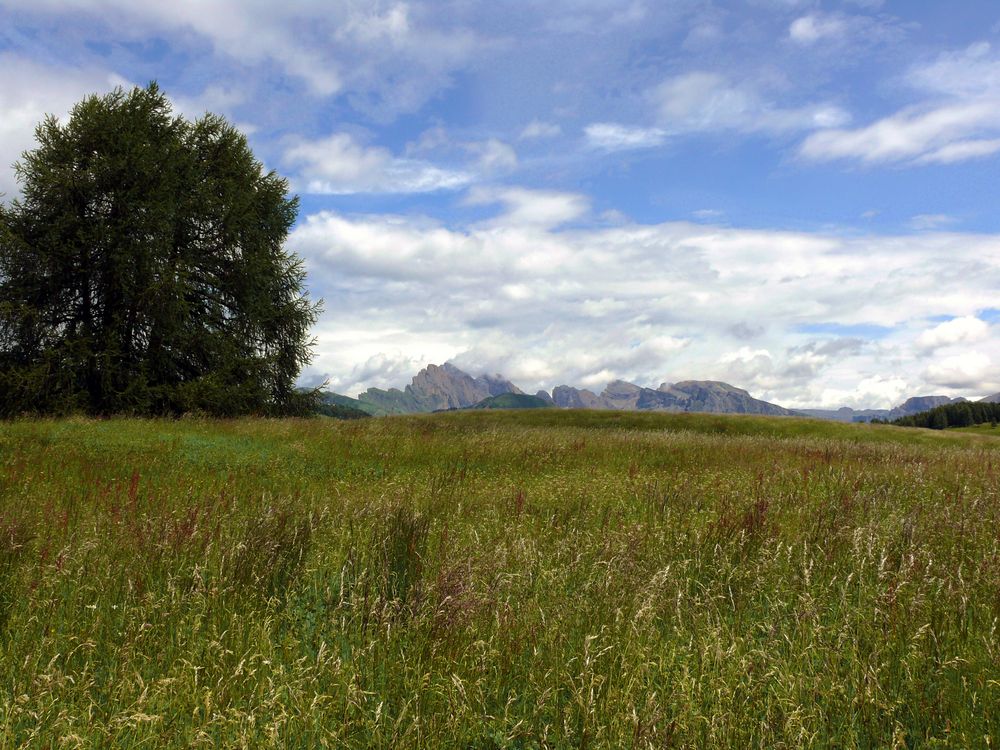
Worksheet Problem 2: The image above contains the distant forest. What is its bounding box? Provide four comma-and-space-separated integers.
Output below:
891, 401, 1000, 429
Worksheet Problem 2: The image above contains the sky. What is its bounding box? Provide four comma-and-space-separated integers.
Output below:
2, 0, 999, 408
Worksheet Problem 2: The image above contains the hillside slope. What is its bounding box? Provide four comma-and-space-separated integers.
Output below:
470, 393, 552, 410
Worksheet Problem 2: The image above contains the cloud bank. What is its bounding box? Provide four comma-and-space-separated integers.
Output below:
292, 208, 1000, 407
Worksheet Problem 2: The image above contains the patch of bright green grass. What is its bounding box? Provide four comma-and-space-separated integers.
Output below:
952, 422, 1000, 436
0, 411, 998, 747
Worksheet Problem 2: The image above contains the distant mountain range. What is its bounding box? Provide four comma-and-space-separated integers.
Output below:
546, 379, 796, 415
350, 363, 522, 415
798, 396, 973, 423
321, 363, 1000, 420
326, 363, 791, 417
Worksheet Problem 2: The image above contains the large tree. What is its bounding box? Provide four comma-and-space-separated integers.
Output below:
0, 83, 320, 416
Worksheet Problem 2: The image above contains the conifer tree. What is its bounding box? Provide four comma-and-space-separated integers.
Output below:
0, 84, 319, 416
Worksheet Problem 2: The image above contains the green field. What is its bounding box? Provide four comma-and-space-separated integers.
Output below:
1, 411, 998, 747
954, 423, 1000, 436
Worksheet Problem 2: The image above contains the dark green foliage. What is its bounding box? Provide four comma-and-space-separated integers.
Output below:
470, 393, 552, 410
376, 505, 430, 606
227, 504, 314, 598
893, 400, 1000, 429
316, 402, 371, 420
0, 84, 319, 417
318, 391, 379, 416
358, 386, 427, 415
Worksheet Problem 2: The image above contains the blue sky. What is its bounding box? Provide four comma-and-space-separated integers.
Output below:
2, 0, 999, 407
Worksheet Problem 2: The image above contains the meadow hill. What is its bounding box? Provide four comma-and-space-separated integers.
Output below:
3, 4, 1000, 746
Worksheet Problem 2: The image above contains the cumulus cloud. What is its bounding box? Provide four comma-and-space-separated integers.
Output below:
789, 14, 848, 45
817, 375, 910, 411
465, 187, 589, 228
923, 352, 992, 389
283, 132, 470, 194
801, 42, 1000, 166
290, 209, 1000, 406
916, 316, 989, 352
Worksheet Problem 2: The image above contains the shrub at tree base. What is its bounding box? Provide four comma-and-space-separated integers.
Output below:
0, 84, 319, 417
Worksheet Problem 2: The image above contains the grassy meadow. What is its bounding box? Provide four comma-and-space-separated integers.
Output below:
0, 410, 998, 747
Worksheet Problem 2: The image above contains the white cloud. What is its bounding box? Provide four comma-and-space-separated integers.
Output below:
406, 125, 452, 155
465, 186, 589, 228
9, 0, 341, 95
917, 316, 989, 352
789, 14, 847, 45
818, 375, 909, 411
584, 123, 667, 151
908, 42, 1000, 98
909, 214, 957, 230
283, 132, 470, 194
6, 0, 479, 113
468, 138, 518, 172
801, 42, 1000, 166
169, 84, 257, 134
0, 55, 127, 198
652, 71, 850, 135
923, 352, 991, 389
291, 209, 1000, 406
917, 138, 1000, 164
800, 101, 1000, 164
520, 120, 562, 140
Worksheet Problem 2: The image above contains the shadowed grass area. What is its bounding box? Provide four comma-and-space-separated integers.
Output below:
0, 411, 998, 747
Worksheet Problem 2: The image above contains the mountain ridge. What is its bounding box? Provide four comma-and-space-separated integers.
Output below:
347, 363, 794, 417
325, 362, 993, 420
357, 363, 522, 414
800, 395, 971, 423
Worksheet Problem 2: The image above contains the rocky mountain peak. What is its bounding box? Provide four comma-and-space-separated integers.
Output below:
359, 362, 521, 414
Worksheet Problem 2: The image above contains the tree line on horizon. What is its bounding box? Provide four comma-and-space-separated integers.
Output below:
886, 400, 1000, 430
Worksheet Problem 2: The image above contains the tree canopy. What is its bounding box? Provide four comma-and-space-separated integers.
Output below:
892, 400, 1000, 430
0, 83, 320, 417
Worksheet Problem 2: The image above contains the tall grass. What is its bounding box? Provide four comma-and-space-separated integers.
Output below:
0, 411, 997, 747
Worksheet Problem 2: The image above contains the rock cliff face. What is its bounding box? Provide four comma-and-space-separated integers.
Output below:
551, 385, 609, 409
548, 378, 793, 416
658, 381, 796, 415
887, 396, 965, 419
358, 363, 522, 414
